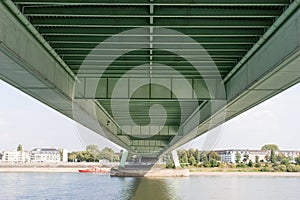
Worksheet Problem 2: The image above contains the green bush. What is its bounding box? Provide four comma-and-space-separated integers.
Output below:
236, 163, 248, 168
278, 164, 287, 172
166, 157, 175, 169
228, 163, 236, 168
260, 167, 272, 172
254, 162, 261, 168
218, 162, 226, 168
210, 159, 219, 167
286, 164, 300, 172
180, 163, 187, 168
203, 161, 211, 168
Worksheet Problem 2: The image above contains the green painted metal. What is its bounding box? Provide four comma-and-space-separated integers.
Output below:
1, 0, 299, 158
13, 0, 291, 6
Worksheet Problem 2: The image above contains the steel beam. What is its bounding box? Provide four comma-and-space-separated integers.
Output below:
39, 27, 265, 36
14, 0, 290, 6
24, 6, 282, 18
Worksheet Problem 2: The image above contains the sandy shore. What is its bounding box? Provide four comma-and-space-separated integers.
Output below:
0, 163, 112, 173
190, 171, 300, 177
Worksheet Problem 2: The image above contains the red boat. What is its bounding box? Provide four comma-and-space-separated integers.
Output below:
78, 167, 110, 173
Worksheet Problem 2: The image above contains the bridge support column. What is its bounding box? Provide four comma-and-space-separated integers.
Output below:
137, 156, 142, 163
171, 150, 180, 168
119, 150, 128, 168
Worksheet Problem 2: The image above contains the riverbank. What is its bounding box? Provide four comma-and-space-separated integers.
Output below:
0, 162, 114, 173
190, 171, 300, 176
0, 167, 79, 172
1, 166, 300, 177
2, 163, 300, 176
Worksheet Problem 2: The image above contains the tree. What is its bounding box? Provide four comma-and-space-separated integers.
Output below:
68, 152, 77, 162
58, 148, 63, 161
86, 145, 101, 162
99, 147, 115, 162
265, 155, 270, 162
203, 160, 211, 168
177, 149, 187, 158
261, 144, 279, 151
200, 152, 208, 162
188, 148, 196, 159
248, 160, 254, 167
270, 149, 276, 163
235, 152, 241, 163
276, 153, 285, 163
208, 151, 221, 161
166, 154, 175, 169
295, 156, 300, 165
189, 155, 196, 166
17, 144, 23, 151
281, 158, 290, 166
180, 152, 189, 167
194, 149, 200, 164
243, 154, 249, 163
113, 154, 120, 162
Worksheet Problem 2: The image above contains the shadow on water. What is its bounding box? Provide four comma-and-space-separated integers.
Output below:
116, 177, 181, 200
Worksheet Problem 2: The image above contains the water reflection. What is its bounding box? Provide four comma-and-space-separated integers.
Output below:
116, 177, 182, 200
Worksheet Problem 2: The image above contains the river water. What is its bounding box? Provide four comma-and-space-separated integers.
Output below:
0, 173, 300, 200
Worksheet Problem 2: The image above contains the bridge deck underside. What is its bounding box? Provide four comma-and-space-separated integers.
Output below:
2, 0, 297, 157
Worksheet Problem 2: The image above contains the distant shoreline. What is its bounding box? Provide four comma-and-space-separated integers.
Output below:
1, 166, 300, 176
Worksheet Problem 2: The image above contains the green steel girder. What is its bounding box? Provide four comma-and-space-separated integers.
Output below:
39, 27, 265, 36
31, 17, 148, 27
13, 0, 291, 6
24, 6, 282, 18
70, 64, 232, 69
66, 59, 236, 64
75, 75, 225, 79
30, 17, 273, 27
63, 50, 246, 57
155, 18, 273, 27
44, 35, 258, 44
51, 43, 252, 51
69, 64, 234, 71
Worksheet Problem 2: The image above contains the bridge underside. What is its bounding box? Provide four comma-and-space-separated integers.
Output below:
1, 0, 300, 159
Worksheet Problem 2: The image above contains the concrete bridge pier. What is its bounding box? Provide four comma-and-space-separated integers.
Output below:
171, 150, 181, 168
119, 150, 128, 168
111, 151, 188, 177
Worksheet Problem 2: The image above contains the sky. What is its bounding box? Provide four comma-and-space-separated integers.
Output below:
0, 79, 300, 152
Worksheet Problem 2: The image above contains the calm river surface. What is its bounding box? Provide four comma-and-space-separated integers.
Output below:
0, 173, 300, 200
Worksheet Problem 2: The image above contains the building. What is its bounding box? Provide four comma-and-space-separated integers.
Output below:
215, 149, 300, 164
215, 149, 269, 163
30, 148, 60, 163
1, 151, 30, 163
277, 150, 300, 163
